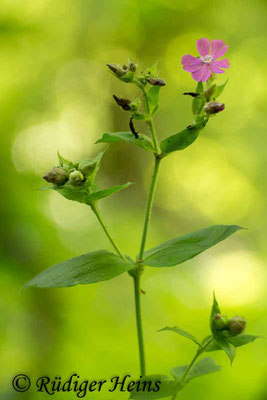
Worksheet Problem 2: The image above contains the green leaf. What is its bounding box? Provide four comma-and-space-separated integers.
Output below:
86, 182, 134, 202
210, 292, 221, 335
215, 79, 228, 98
170, 366, 187, 381
23, 250, 134, 289
129, 375, 178, 399
96, 132, 154, 152
187, 357, 221, 381
205, 334, 262, 352
147, 61, 159, 77
147, 85, 160, 115
89, 150, 106, 183
54, 182, 133, 206
192, 81, 204, 115
57, 152, 75, 171
159, 326, 201, 346
171, 358, 221, 384
143, 225, 243, 268
160, 119, 207, 155
215, 337, 236, 364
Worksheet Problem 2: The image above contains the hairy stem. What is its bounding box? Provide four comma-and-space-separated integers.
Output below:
91, 204, 127, 261
171, 337, 214, 400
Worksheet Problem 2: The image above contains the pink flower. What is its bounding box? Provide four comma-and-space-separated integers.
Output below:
181, 38, 229, 82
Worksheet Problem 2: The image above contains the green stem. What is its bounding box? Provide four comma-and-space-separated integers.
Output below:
171, 337, 214, 400
141, 86, 160, 154
133, 272, 146, 376
132, 157, 161, 378
137, 156, 161, 261
131, 85, 162, 376
91, 204, 127, 261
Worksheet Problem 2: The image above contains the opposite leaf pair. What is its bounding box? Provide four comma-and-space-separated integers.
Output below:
43, 150, 133, 208
130, 294, 260, 400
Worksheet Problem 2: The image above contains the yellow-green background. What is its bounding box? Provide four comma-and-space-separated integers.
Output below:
1, 0, 266, 398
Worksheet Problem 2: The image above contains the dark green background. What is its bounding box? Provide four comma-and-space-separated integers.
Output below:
1, 0, 266, 398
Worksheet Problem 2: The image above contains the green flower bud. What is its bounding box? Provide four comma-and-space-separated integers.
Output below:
43, 167, 67, 185
213, 313, 228, 331
78, 160, 97, 177
204, 101, 225, 115
147, 77, 166, 86
69, 170, 84, 186
227, 316, 247, 336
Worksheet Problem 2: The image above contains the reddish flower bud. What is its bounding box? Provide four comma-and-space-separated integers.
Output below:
106, 64, 125, 77
147, 77, 166, 86
228, 316, 247, 336
204, 101, 225, 114
113, 95, 131, 111
43, 167, 67, 185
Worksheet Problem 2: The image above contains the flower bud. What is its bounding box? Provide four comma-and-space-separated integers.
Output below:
147, 77, 166, 86
204, 101, 225, 114
78, 160, 97, 177
106, 64, 125, 77
113, 95, 131, 111
128, 62, 136, 72
213, 314, 227, 331
43, 167, 67, 185
227, 316, 247, 336
69, 170, 84, 186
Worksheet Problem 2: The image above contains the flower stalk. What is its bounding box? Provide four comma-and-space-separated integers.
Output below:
91, 204, 127, 261
171, 337, 214, 400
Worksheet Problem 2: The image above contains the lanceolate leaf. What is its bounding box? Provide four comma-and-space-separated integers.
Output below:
205, 334, 262, 352
210, 292, 221, 335
160, 119, 207, 155
96, 132, 154, 152
85, 182, 134, 202
170, 366, 187, 381
57, 152, 75, 171
54, 182, 134, 206
159, 326, 201, 346
129, 375, 178, 400
215, 337, 236, 364
147, 85, 160, 115
23, 250, 134, 289
215, 79, 228, 98
160, 126, 200, 154
143, 225, 243, 268
186, 357, 221, 381
171, 358, 221, 384
192, 81, 204, 115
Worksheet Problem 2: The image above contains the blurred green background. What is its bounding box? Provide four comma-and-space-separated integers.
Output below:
1, 0, 267, 398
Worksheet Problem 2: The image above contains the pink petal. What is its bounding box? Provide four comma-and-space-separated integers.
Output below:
197, 38, 210, 57
211, 59, 229, 73
211, 40, 228, 59
191, 64, 211, 82
215, 59, 230, 69
181, 55, 203, 72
